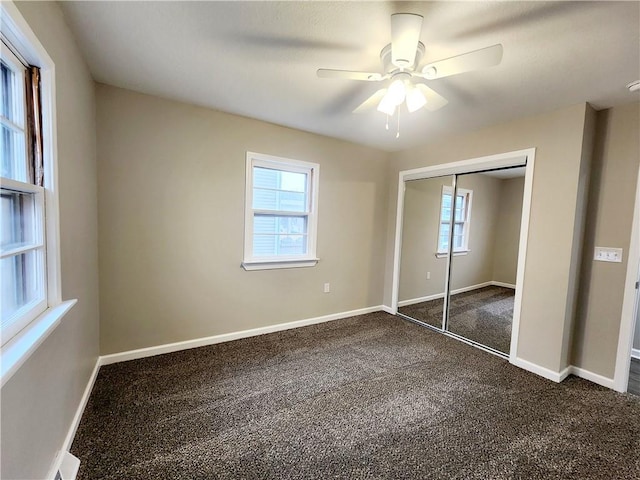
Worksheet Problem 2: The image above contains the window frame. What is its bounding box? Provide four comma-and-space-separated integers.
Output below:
242, 151, 320, 271
1, 1, 76, 388
1, 177, 48, 340
436, 185, 473, 257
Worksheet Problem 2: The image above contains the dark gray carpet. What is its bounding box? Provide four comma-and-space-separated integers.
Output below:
71, 312, 640, 480
398, 286, 514, 354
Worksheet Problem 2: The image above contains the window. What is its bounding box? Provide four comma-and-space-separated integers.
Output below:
1, 41, 48, 343
1, 1, 75, 387
243, 152, 319, 270
437, 185, 472, 256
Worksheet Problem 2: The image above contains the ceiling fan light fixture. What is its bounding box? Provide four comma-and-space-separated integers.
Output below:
377, 94, 396, 116
406, 85, 427, 112
387, 78, 407, 105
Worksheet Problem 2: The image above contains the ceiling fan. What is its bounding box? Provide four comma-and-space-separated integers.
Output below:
317, 13, 503, 120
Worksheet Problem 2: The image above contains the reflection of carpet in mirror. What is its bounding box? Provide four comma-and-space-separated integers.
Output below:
398, 286, 514, 354
398, 297, 445, 329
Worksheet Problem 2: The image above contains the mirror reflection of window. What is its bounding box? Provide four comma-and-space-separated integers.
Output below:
438, 186, 472, 255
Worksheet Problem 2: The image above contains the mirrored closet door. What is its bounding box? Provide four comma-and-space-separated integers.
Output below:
396, 165, 526, 357
397, 176, 454, 329
446, 169, 525, 355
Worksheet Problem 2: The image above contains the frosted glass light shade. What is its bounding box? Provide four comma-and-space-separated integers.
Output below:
387, 79, 406, 105
406, 86, 427, 112
377, 93, 396, 116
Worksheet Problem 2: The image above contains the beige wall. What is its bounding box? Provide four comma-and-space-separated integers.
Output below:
385, 103, 593, 374
96, 84, 389, 354
398, 177, 452, 302
559, 105, 598, 369
492, 177, 525, 285
1, 2, 99, 479
573, 102, 640, 377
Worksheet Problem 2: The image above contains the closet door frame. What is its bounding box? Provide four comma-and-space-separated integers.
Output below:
391, 148, 536, 362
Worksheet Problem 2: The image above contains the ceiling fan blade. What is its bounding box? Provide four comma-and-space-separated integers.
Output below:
390, 13, 423, 68
421, 44, 503, 80
352, 89, 388, 113
415, 84, 449, 111
317, 69, 384, 81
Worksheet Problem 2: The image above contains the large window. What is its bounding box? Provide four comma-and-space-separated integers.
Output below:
243, 152, 319, 270
1, 41, 48, 344
437, 185, 472, 255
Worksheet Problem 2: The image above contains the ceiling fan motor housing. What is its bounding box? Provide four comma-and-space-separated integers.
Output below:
380, 42, 425, 72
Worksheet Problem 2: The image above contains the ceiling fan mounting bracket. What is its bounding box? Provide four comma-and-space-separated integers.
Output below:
391, 71, 412, 83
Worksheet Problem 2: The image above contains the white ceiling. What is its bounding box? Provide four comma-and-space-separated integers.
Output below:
59, 1, 640, 152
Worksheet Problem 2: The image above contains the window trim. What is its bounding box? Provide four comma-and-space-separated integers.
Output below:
1, 1, 75, 388
242, 151, 320, 271
436, 185, 473, 256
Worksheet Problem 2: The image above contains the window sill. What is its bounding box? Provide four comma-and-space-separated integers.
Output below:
1, 299, 77, 388
435, 250, 470, 258
241, 258, 319, 271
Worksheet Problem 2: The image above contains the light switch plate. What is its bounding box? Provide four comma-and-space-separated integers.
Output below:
594, 247, 623, 263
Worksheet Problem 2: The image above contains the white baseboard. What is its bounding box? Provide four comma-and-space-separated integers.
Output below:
63, 358, 101, 450
558, 365, 571, 382
381, 305, 394, 315
398, 292, 444, 307
511, 357, 616, 390
491, 281, 516, 289
398, 281, 515, 308
46, 357, 101, 480
452, 281, 492, 295
100, 305, 385, 365
632, 348, 640, 360
511, 356, 570, 383
568, 366, 615, 389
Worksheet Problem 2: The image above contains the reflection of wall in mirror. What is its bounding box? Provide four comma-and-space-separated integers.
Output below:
399, 174, 525, 304
492, 177, 525, 285
399, 178, 450, 303
634, 297, 640, 351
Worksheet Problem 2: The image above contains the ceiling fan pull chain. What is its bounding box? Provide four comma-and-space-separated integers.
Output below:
396, 109, 400, 138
